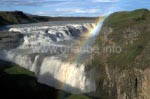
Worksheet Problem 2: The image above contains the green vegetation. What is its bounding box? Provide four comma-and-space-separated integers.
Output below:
93, 8, 150, 70
105, 9, 149, 27
4, 65, 34, 77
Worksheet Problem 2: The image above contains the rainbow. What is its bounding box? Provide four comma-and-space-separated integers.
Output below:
56, 16, 106, 99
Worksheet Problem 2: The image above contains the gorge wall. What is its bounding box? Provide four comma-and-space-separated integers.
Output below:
87, 9, 150, 99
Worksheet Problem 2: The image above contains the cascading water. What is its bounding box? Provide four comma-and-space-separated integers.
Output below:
0, 22, 96, 93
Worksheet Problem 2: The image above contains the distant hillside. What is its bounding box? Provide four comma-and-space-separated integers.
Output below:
0, 11, 96, 26
0, 11, 36, 26
88, 9, 150, 99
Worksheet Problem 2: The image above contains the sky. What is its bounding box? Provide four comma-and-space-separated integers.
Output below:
0, 0, 150, 17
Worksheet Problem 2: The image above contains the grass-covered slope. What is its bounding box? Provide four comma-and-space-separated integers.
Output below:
87, 9, 150, 99
104, 9, 149, 27
94, 8, 150, 70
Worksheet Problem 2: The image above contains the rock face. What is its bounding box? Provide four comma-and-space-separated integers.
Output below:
0, 31, 23, 49
88, 9, 150, 99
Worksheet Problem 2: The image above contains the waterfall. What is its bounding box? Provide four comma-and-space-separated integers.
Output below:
1, 22, 96, 93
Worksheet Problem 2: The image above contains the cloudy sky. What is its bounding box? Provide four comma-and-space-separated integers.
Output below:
0, 0, 150, 16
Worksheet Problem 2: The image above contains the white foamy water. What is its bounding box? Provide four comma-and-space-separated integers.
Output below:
0, 21, 96, 93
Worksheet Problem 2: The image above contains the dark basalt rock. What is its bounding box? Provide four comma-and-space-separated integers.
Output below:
0, 31, 24, 49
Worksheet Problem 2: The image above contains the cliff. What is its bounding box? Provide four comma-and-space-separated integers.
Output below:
88, 9, 150, 99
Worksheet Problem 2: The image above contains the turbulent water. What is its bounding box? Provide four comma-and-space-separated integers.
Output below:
0, 21, 96, 93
